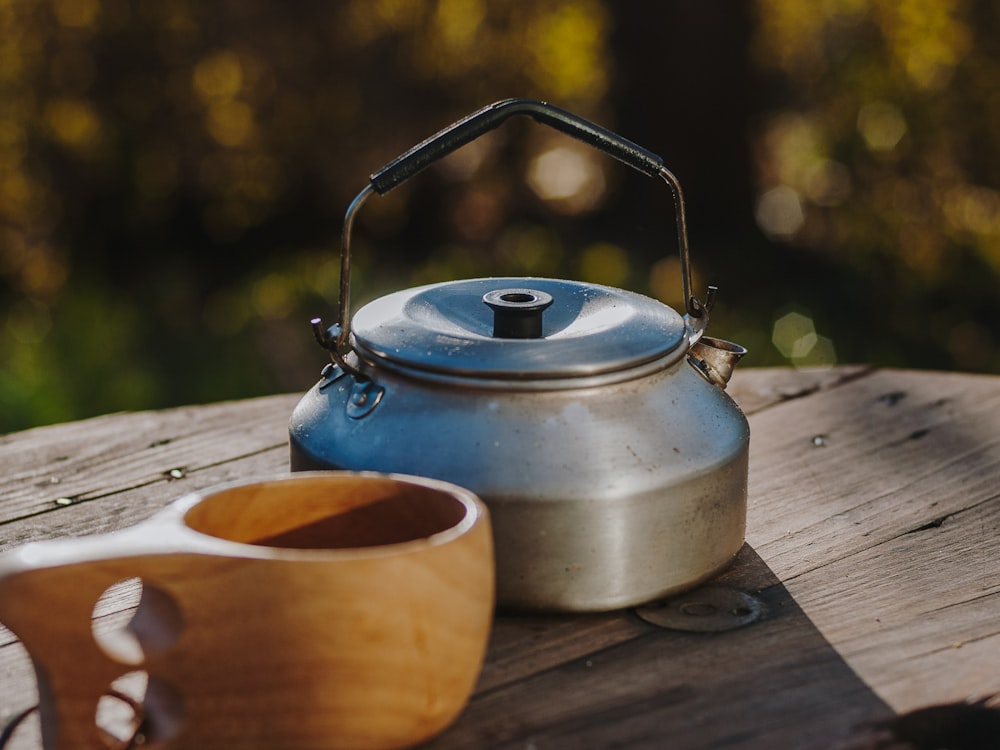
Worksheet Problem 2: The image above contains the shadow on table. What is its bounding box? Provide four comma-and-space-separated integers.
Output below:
428, 545, 898, 750
4, 543, 996, 749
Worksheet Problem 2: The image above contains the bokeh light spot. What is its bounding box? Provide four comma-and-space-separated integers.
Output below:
943, 185, 1000, 236
858, 101, 908, 152
804, 159, 852, 206
772, 311, 837, 366
755, 185, 805, 239
772, 311, 816, 359
435, 0, 485, 49
44, 98, 102, 150
527, 2, 609, 99
205, 100, 255, 147
527, 145, 606, 214
193, 51, 244, 102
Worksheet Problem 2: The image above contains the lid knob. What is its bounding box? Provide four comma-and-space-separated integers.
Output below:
482, 288, 554, 339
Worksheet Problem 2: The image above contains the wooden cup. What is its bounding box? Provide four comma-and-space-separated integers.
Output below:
0, 472, 494, 749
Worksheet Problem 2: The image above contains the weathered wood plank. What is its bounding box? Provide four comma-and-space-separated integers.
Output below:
0, 394, 300, 529
3, 366, 997, 749
0, 639, 37, 748
0, 395, 300, 552
428, 562, 891, 750
727, 364, 873, 415
0, 447, 292, 552
746, 369, 999, 567
776, 495, 1000, 711
475, 612, 649, 695
742, 369, 1000, 713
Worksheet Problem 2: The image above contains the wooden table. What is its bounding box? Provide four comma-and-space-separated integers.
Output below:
1, 366, 998, 749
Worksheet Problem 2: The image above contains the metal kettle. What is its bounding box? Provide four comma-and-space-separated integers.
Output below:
290, 99, 749, 612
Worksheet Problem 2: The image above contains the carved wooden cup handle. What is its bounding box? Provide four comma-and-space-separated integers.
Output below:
0, 472, 494, 750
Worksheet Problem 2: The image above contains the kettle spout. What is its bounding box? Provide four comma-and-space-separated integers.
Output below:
688, 337, 747, 390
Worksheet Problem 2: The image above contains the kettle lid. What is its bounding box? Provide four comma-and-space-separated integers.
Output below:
351, 277, 687, 380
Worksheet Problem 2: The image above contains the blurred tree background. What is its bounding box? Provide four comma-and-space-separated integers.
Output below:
1, 0, 998, 433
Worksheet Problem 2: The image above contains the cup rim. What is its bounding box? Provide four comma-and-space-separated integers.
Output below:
170, 471, 487, 561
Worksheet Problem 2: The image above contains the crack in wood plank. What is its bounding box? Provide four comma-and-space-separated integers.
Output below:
773, 491, 1000, 586
728, 364, 875, 415
0, 442, 290, 532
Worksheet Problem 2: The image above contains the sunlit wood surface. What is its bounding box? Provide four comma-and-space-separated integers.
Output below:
1, 366, 997, 748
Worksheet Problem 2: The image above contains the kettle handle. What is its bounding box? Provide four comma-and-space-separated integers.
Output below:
370, 98, 664, 192
321, 99, 710, 371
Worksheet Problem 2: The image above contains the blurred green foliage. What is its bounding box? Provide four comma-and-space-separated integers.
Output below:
1, 0, 998, 433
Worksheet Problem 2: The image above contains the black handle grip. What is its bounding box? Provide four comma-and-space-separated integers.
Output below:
369, 98, 664, 194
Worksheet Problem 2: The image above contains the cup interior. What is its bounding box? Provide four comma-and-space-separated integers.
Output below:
182, 474, 473, 550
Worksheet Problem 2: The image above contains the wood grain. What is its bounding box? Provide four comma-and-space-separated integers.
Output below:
0, 394, 300, 536
742, 369, 1000, 711
0, 367, 997, 749
429, 547, 891, 750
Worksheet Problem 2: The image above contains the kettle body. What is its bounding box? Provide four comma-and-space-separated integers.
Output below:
290, 336, 748, 611
289, 100, 750, 611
